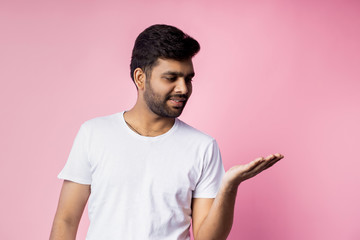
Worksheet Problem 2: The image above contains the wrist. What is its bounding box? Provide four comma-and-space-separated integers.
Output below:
220, 180, 240, 194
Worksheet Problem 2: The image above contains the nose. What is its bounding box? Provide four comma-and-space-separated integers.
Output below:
174, 78, 190, 95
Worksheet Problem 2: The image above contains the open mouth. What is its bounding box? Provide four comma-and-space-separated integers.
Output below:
168, 97, 187, 107
170, 99, 185, 102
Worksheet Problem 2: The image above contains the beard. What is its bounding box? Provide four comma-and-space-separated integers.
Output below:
143, 80, 188, 118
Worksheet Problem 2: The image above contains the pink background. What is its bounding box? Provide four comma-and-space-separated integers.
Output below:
1, 0, 359, 239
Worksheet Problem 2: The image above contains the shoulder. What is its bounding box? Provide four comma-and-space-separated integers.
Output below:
80, 112, 122, 132
175, 119, 216, 146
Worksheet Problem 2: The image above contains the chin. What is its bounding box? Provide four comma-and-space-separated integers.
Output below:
164, 110, 183, 118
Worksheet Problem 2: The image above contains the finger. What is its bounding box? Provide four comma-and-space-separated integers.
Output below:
261, 156, 283, 171
237, 157, 265, 175
248, 155, 283, 175
265, 153, 284, 161
265, 154, 275, 161
248, 160, 269, 176
243, 157, 270, 177
265, 153, 284, 163
246, 157, 265, 172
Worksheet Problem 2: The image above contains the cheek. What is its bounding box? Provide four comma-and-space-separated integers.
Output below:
147, 81, 167, 96
152, 80, 172, 93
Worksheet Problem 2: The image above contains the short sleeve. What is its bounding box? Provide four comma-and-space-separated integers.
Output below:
193, 139, 225, 198
58, 123, 92, 185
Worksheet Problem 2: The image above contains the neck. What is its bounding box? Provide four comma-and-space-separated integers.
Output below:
124, 103, 175, 137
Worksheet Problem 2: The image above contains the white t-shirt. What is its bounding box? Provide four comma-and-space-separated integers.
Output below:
58, 111, 225, 240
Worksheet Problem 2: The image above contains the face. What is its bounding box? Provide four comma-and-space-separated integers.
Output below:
143, 58, 194, 118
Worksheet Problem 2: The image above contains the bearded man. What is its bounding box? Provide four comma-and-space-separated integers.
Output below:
50, 24, 284, 240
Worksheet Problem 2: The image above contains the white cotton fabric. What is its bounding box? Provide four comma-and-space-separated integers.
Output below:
58, 111, 225, 240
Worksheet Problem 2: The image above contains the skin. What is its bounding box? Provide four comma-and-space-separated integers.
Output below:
49, 58, 284, 240
50, 180, 90, 239
123, 58, 194, 136
193, 154, 283, 240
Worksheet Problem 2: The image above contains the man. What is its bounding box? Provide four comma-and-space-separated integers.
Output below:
50, 24, 283, 240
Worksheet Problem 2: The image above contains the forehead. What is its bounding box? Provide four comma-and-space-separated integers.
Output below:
151, 58, 194, 75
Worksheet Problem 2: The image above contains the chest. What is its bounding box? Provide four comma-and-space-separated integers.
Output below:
88, 136, 202, 208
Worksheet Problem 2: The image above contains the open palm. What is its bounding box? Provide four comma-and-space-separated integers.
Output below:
223, 153, 284, 187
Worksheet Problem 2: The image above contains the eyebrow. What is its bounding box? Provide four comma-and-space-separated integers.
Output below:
161, 71, 195, 78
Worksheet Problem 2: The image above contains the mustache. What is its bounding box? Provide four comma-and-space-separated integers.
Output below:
167, 94, 189, 100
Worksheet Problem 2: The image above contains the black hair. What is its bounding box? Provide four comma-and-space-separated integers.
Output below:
130, 24, 200, 85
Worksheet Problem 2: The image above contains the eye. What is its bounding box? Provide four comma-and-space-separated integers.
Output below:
165, 76, 177, 82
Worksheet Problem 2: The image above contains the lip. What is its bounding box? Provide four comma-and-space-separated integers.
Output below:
168, 99, 186, 107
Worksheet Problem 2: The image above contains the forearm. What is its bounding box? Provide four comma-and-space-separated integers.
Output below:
194, 154, 284, 239
49, 218, 78, 240
195, 183, 238, 240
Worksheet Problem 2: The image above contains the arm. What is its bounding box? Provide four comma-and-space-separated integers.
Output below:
50, 180, 91, 240
192, 153, 284, 240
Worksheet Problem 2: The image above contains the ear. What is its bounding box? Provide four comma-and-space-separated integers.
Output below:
133, 68, 146, 90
